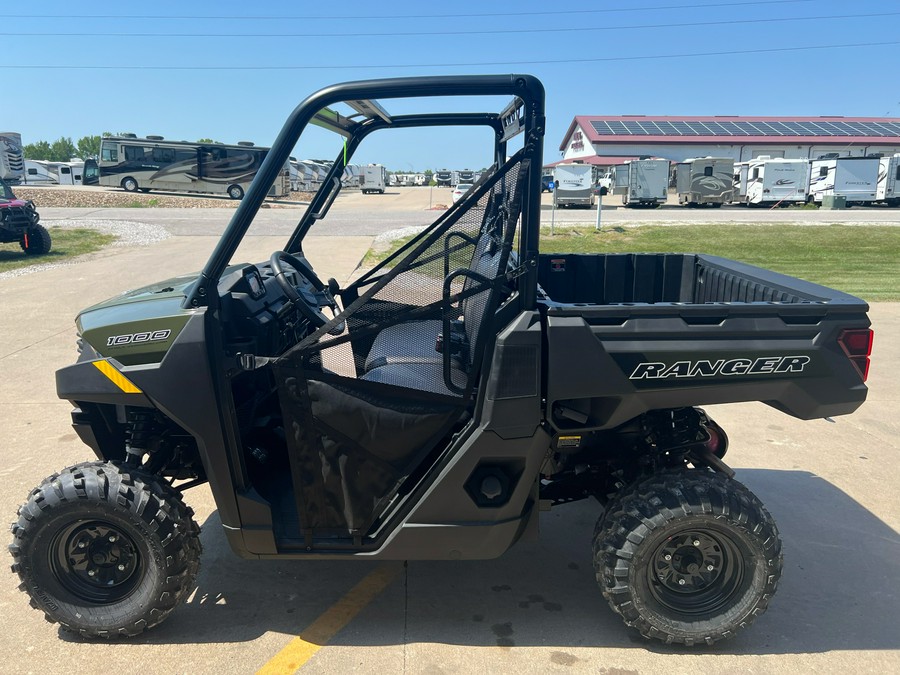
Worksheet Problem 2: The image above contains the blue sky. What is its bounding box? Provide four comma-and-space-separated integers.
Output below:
2, 0, 898, 170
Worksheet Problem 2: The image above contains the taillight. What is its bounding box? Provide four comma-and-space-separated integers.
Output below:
838, 328, 873, 382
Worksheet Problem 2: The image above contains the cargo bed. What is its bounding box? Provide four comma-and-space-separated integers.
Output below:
537, 253, 870, 431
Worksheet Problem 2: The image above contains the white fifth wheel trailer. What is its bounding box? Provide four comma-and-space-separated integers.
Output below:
676, 157, 734, 207
360, 164, 386, 194
732, 157, 809, 206
553, 163, 594, 208
808, 155, 879, 205
876, 154, 900, 206
613, 159, 669, 207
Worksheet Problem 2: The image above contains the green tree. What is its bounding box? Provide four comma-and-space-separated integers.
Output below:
49, 136, 77, 162
23, 140, 52, 160
76, 135, 101, 159
196, 138, 218, 144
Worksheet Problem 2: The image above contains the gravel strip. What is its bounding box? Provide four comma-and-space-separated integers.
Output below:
0, 218, 172, 281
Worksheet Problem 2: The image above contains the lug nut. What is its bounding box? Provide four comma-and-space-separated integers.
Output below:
117, 564, 126, 571
693, 540, 701, 547
678, 578, 686, 586
77, 541, 87, 549
664, 554, 672, 561
707, 564, 715, 571
108, 535, 117, 543
87, 569, 96, 577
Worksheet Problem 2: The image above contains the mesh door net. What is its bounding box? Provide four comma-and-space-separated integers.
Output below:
272, 153, 529, 537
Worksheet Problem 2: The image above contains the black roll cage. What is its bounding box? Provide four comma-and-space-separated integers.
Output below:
184, 74, 545, 311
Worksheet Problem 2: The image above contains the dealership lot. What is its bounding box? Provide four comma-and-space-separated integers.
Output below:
1, 209, 898, 673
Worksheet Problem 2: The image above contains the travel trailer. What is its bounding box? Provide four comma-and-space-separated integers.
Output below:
875, 153, 900, 206
553, 163, 594, 208
675, 157, 734, 206
732, 157, 809, 206
24, 159, 85, 186
360, 164, 386, 194
613, 159, 669, 207
808, 155, 879, 205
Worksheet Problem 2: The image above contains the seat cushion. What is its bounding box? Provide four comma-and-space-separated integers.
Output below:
361, 360, 468, 397
364, 320, 442, 371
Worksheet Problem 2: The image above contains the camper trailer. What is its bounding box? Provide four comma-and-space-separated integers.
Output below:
808, 155, 879, 205
360, 164, 386, 194
876, 154, 900, 206
23, 160, 85, 186
434, 170, 452, 187
676, 157, 734, 207
613, 159, 669, 207
553, 163, 594, 208
732, 157, 809, 206
0, 133, 25, 182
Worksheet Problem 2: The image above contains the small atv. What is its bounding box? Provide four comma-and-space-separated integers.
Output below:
0, 180, 50, 254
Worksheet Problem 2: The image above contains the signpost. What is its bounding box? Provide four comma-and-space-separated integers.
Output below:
549, 181, 556, 235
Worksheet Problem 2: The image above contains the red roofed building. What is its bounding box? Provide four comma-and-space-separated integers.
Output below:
555, 115, 900, 170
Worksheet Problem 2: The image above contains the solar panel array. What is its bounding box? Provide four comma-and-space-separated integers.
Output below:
589, 119, 900, 137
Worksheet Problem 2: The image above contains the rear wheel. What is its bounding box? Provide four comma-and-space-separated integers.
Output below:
9, 462, 201, 638
20, 223, 52, 255
593, 469, 782, 646
227, 184, 245, 200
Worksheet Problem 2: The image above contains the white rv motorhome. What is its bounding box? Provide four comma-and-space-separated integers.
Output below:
553, 163, 594, 208
732, 157, 809, 206
613, 159, 669, 207
675, 157, 734, 206
434, 171, 452, 187
808, 155, 880, 205
1, 132, 25, 182
360, 164, 386, 194
876, 154, 900, 206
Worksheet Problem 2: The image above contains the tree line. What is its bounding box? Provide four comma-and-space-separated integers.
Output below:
23, 135, 106, 162
22, 134, 223, 162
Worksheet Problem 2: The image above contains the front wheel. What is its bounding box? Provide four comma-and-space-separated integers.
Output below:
121, 177, 139, 192
20, 223, 52, 255
227, 184, 244, 200
594, 470, 782, 646
9, 462, 201, 638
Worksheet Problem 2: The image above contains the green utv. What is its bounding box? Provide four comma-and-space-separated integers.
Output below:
10, 76, 872, 644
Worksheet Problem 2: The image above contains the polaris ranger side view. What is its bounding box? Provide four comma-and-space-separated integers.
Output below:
10, 75, 872, 645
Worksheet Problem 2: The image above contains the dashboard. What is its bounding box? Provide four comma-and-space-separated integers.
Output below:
218, 262, 314, 357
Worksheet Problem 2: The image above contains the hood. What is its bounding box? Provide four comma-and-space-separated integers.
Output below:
0, 198, 28, 208
77, 273, 201, 365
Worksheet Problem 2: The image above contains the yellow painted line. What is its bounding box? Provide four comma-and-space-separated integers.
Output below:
93, 360, 143, 394
257, 562, 403, 675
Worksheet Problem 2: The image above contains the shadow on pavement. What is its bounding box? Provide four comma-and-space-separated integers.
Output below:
79, 469, 899, 655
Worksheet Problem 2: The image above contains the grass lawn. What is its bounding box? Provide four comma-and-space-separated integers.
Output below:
0, 227, 117, 274
365, 224, 900, 301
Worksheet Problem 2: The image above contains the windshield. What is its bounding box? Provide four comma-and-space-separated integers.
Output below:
1, 179, 17, 201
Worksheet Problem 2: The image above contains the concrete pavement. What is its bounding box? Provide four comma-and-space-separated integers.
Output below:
0, 217, 898, 674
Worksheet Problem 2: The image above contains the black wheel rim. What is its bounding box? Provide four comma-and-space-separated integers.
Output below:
646, 527, 749, 618
50, 520, 144, 604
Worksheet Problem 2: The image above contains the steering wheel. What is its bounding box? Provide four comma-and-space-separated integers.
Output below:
269, 250, 336, 328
